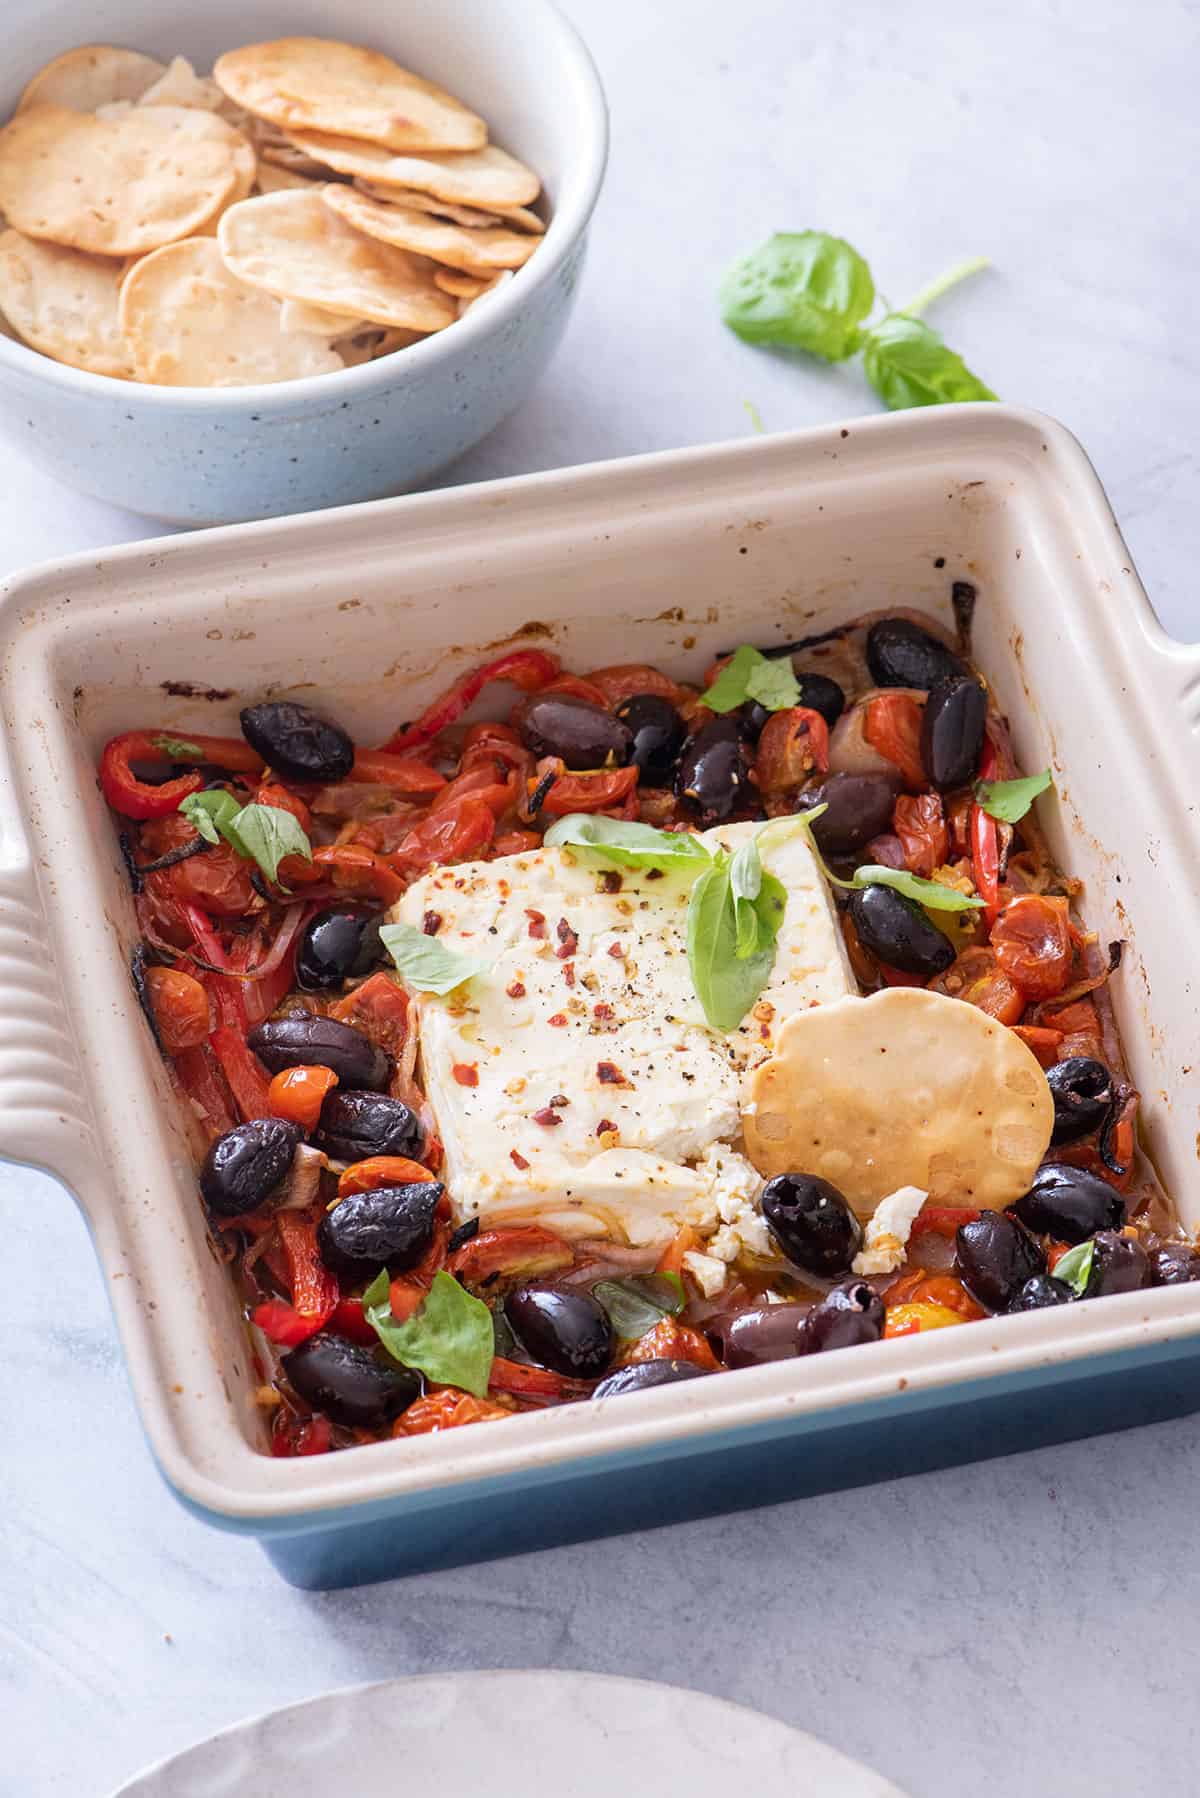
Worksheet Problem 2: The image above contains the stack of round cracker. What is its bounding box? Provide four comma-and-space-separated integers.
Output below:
0, 38, 545, 385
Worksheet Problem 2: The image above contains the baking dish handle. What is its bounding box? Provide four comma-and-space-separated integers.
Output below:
0, 730, 99, 1203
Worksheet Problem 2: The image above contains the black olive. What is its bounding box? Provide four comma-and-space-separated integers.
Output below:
675, 717, 751, 821
1010, 1164, 1125, 1244
866, 618, 968, 690
799, 1281, 886, 1354
1045, 1058, 1114, 1145
295, 908, 384, 990
317, 1181, 443, 1282
282, 1334, 419, 1428
761, 1173, 862, 1278
592, 1359, 710, 1399
848, 883, 955, 977
1150, 1242, 1200, 1287
505, 1285, 614, 1379
704, 1304, 809, 1368
802, 772, 901, 855
518, 695, 633, 770
737, 701, 772, 743
313, 1089, 423, 1162
956, 1210, 1045, 1311
199, 1117, 302, 1218
248, 1012, 390, 1090
1009, 1273, 1075, 1311
1083, 1230, 1149, 1298
240, 700, 355, 783
795, 671, 846, 729
615, 694, 686, 782
919, 676, 988, 791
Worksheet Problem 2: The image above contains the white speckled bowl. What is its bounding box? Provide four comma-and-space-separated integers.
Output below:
0, 0, 607, 525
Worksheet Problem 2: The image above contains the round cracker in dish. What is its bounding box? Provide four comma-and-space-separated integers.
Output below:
135, 55, 227, 114
0, 104, 250, 256
16, 44, 165, 114
212, 37, 486, 155
352, 181, 545, 235
433, 268, 489, 300
217, 189, 456, 333
0, 228, 132, 376
118, 237, 344, 385
322, 185, 538, 276
278, 296, 365, 336
281, 131, 540, 210
742, 988, 1054, 1219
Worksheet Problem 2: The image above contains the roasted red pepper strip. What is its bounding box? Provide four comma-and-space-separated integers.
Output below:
349, 750, 448, 794
277, 1210, 339, 1325
99, 730, 263, 820
253, 1298, 325, 1348
379, 648, 561, 753
171, 1044, 236, 1140
971, 740, 1001, 926
210, 1026, 273, 1121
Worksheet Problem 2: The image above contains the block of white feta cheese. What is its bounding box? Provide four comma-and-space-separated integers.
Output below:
391, 820, 854, 1246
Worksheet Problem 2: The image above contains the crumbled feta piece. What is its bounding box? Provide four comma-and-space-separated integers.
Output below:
681, 1250, 729, 1298
852, 1185, 929, 1275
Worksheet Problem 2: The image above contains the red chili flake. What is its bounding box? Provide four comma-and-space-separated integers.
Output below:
531, 1106, 562, 1127
593, 1003, 614, 1021
555, 918, 579, 959
526, 908, 547, 939
596, 1118, 617, 1136
506, 979, 526, 999
596, 1060, 627, 1085
452, 1063, 479, 1087
510, 1149, 531, 1170
548, 1012, 568, 1027
607, 942, 625, 959
563, 962, 576, 988
598, 871, 622, 894
422, 910, 443, 936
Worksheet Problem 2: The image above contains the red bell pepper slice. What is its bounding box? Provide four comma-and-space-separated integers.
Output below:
171, 1044, 236, 1139
971, 739, 1001, 925
349, 750, 448, 794
276, 1210, 339, 1325
379, 648, 561, 753
210, 1026, 273, 1121
99, 730, 263, 820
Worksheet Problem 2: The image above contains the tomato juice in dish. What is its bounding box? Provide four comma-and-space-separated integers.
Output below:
100, 604, 1189, 1457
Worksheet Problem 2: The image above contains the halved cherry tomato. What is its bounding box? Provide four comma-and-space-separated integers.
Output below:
533, 764, 640, 818
390, 797, 497, 877
269, 1064, 339, 1131
1011, 1024, 1065, 1068
492, 829, 543, 857
883, 1301, 966, 1337
991, 894, 1073, 1000
144, 965, 211, 1051
586, 665, 685, 708
865, 693, 926, 789
99, 729, 263, 819
141, 813, 258, 918
448, 1224, 574, 1287
754, 706, 830, 792
909, 1206, 982, 1240
895, 1273, 985, 1321
1040, 998, 1103, 1063
337, 1155, 437, 1197
326, 973, 412, 1063
893, 792, 948, 878
929, 947, 1025, 1025
393, 1389, 514, 1434
622, 1318, 719, 1369
380, 648, 561, 753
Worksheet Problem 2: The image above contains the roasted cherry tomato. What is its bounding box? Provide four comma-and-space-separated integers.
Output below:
391, 798, 497, 876
337, 1155, 438, 1197
531, 763, 640, 818
586, 664, 686, 708
144, 965, 211, 1051
447, 1224, 574, 1287
990, 894, 1073, 1000
892, 792, 948, 878
929, 946, 1025, 1025
883, 1301, 966, 1337
141, 813, 257, 918
621, 1319, 720, 1370
393, 1389, 514, 1434
268, 1064, 339, 1132
864, 693, 926, 790
753, 706, 830, 792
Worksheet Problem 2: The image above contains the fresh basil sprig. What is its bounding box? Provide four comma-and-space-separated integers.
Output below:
543, 813, 711, 872
687, 827, 788, 1031
720, 232, 995, 414
975, 769, 1053, 824
593, 1274, 685, 1339
700, 644, 800, 715
179, 789, 312, 885
380, 921, 490, 995
363, 1267, 494, 1397
1049, 1240, 1094, 1298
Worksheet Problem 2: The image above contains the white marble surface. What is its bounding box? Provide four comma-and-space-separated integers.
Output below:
2, 1, 1199, 1793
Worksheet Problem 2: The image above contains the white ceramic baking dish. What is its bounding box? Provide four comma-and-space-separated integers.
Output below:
2, 405, 1198, 1589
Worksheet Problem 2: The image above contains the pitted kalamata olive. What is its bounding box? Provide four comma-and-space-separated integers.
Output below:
317, 1181, 443, 1282
615, 694, 686, 781
795, 671, 846, 729
799, 1281, 885, 1354
592, 1358, 710, 1398
518, 695, 633, 770
920, 676, 988, 791
1045, 1058, 1115, 1145
1083, 1230, 1149, 1298
248, 1012, 389, 1090
761, 1173, 862, 1278
1010, 1165, 1125, 1244
1010, 1273, 1074, 1311
240, 699, 354, 783
705, 1304, 809, 1368
313, 1089, 422, 1163
866, 618, 968, 691
296, 908, 384, 990
675, 717, 751, 820
737, 701, 771, 743
848, 883, 955, 977
505, 1285, 614, 1378
956, 1210, 1045, 1311
282, 1334, 419, 1428
1150, 1242, 1200, 1286
803, 772, 901, 855
199, 1117, 302, 1218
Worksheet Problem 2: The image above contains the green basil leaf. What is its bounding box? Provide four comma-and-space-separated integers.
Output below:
543, 812, 711, 871
975, 769, 1053, 824
687, 847, 782, 1030
720, 231, 875, 361
364, 1268, 494, 1397
1050, 1239, 1095, 1298
151, 734, 205, 760
380, 921, 490, 994
179, 788, 240, 846
700, 645, 762, 714
854, 865, 985, 912
593, 1275, 684, 1339
228, 803, 313, 885
701, 644, 800, 715
861, 314, 997, 411
729, 834, 762, 907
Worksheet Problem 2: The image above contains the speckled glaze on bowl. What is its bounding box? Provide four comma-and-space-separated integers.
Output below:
0, 0, 607, 525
